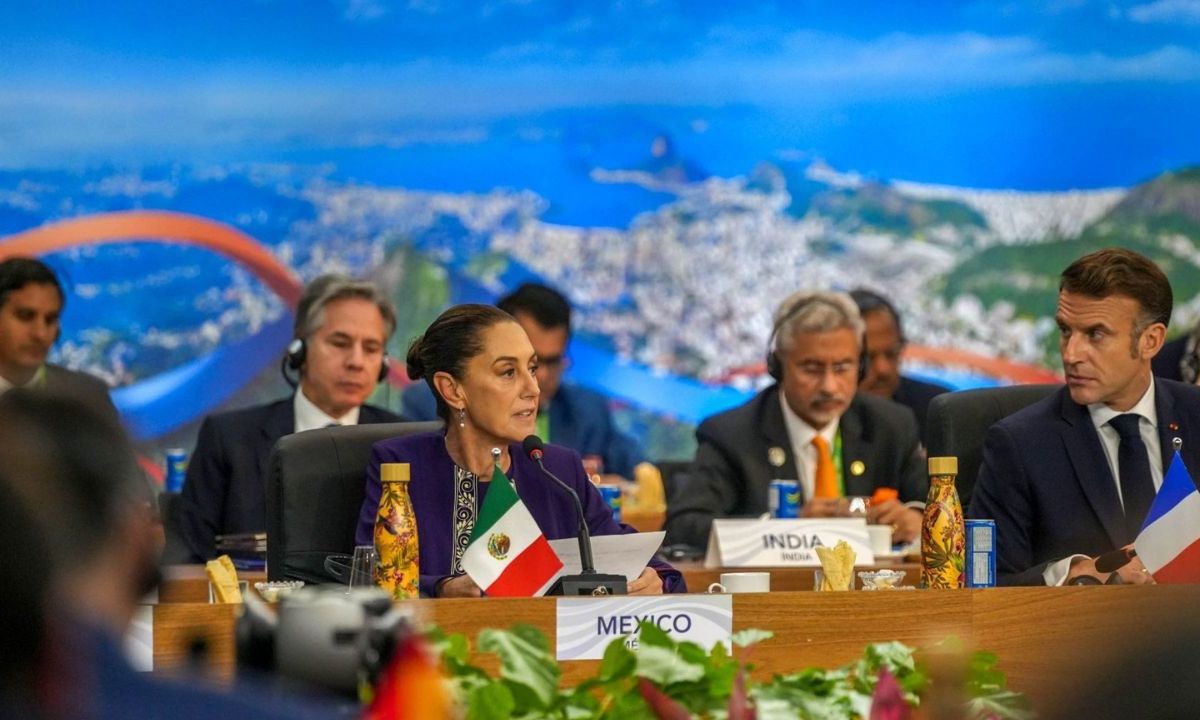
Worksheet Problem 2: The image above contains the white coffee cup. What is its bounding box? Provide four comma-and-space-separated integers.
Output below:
867, 524, 893, 556
707, 572, 770, 594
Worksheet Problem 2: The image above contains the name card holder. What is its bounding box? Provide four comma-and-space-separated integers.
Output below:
704, 518, 874, 568
556, 595, 733, 660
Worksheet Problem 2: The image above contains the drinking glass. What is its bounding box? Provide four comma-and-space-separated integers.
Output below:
348, 545, 378, 591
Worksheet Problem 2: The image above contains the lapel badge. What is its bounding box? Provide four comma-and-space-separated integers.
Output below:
1169, 422, 1180, 432
768, 446, 786, 468
850, 460, 866, 476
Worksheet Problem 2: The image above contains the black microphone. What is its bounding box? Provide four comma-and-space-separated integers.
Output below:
522, 435, 626, 596
523, 435, 596, 573
1095, 547, 1138, 574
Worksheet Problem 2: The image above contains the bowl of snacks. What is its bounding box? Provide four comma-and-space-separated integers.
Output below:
254, 580, 305, 602
857, 569, 909, 590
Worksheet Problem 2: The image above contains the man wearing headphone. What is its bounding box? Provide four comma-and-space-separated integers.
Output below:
664, 290, 927, 550
0, 257, 116, 417
174, 274, 404, 562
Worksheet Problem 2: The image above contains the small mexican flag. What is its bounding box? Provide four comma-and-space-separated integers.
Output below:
462, 464, 563, 596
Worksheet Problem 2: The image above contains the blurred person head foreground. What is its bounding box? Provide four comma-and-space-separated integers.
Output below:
0, 390, 157, 637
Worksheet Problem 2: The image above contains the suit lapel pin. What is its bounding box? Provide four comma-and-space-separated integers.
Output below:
768, 446, 786, 468
1169, 422, 1180, 432
850, 460, 866, 476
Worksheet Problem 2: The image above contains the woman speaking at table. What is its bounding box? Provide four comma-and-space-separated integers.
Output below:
355, 304, 684, 597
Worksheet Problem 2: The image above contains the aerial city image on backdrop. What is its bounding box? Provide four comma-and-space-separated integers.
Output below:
2, 0, 1199, 462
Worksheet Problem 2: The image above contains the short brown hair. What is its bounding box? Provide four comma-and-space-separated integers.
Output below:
1060, 247, 1172, 333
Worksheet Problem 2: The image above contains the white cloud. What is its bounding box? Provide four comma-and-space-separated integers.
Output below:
1128, 0, 1200, 23
348, 127, 489, 148
336, 0, 389, 21
708, 31, 1200, 92
2, 28, 1198, 165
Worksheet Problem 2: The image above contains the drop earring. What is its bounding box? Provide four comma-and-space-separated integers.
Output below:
458, 408, 466, 428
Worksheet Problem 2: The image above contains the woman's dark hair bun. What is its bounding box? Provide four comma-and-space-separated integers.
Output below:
405, 335, 427, 380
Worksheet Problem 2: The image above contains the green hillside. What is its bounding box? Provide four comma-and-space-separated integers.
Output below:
811, 182, 987, 234
941, 166, 1200, 364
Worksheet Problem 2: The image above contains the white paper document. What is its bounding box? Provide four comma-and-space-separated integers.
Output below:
549, 531, 666, 582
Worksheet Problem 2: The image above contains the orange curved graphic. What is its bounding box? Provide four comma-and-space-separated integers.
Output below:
903, 345, 1062, 385
0, 210, 302, 307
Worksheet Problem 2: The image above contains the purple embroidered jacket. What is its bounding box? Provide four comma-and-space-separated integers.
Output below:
355, 431, 686, 596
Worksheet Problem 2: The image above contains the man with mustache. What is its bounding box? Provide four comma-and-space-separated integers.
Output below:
970, 248, 1200, 585
665, 291, 927, 549
174, 274, 404, 561
850, 288, 951, 445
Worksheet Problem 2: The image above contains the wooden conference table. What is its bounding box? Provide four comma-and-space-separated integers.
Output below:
153, 564, 1199, 710
160, 560, 913, 601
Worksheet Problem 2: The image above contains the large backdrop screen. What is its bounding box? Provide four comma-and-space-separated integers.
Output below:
3, 1, 1199, 462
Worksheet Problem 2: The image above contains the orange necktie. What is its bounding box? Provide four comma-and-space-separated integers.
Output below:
812, 435, 839, 499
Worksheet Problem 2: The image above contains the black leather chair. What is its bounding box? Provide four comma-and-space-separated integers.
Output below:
925, 384, 1059, 509
654, 460, 693, 506
265, 420, 442, 582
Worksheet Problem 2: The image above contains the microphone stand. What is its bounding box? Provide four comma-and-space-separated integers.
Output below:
532, 454, 627, 596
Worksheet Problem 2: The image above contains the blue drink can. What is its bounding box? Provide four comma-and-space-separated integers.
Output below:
598, 484, 621, 521
965, 519, 996, 588
165, 448, 188, 494
769, 480, 800, 519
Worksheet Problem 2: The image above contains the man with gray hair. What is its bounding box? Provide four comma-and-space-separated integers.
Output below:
175, 274, 404, 561
664, 290, 927, 549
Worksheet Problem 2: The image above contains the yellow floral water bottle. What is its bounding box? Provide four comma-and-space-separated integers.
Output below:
373, 462, 419, 599
921, 456, 965, 589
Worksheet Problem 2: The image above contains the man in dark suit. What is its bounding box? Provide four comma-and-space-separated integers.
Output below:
970, 248, 1200, 586
175, 275, 404, 561
402, 282, 644, 479
0, 257, 116, 417
665, 291, 927, 549
850, 288, 951, 444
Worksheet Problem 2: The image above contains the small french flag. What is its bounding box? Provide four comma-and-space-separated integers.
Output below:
1135, 452, 1200, 584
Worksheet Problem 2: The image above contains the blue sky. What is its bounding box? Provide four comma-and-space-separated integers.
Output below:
2, 0, 1199, 184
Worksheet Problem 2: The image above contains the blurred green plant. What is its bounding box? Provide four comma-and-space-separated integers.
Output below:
425, 623, 1032, 720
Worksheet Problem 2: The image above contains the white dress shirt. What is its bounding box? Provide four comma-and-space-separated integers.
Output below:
0, 365, 45, 395
778, 391, 840, 502
293, 388, 361, 434
1043, 378, 1161, 586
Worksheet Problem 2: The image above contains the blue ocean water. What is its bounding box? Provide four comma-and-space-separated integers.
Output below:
13, 84, 1200, 435
255, 85, 1200, 230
